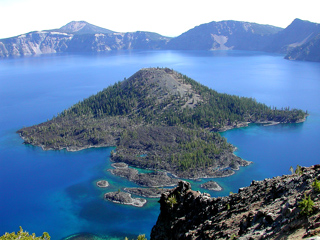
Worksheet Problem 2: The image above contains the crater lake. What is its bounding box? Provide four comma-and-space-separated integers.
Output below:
1, 50, 319, 239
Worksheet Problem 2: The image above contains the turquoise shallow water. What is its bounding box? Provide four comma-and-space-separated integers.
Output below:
0, 50, 319, 239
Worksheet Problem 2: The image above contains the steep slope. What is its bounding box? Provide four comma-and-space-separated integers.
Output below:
17, 68, 306, 178
264, 18, 320, 53
151, 165, 320, 240
285, 32, 320, 62
165, 20, 282, 51
0, 31, 72, 57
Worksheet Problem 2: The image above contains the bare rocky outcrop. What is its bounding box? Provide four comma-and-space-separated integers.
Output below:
105, 191, 146, 207
151, 165, 320, 240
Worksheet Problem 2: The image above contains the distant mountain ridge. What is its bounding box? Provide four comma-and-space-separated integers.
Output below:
0, 21, 170, 57
0, 19, 319, 62
165, 20, 282, 51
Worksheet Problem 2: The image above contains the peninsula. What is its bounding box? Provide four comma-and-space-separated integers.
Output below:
17, 68, 307, 179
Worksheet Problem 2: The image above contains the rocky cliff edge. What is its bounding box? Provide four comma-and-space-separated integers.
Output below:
151, 165, 320, 240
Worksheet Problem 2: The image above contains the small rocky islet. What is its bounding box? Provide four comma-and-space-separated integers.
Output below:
96, 180, 109, 188
105, 191, 147, 207
200, 180, 223, 191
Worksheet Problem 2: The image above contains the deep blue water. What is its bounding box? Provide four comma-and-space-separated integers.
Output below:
1, 50, 320, 239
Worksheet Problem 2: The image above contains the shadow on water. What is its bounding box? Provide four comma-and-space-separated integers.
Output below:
78, 200, 124, 224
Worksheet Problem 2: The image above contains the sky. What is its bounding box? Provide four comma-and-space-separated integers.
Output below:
0, 0, 319, 39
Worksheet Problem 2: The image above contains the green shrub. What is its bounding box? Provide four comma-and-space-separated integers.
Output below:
167, 195, 178, 208
0, 227, 50, 240
312, 178, 320, 192
124, 234, 147, 240
298, 194, 314, 216
229, 233, 237, 240
137, 235, 147, 240
295, 165, 303, 175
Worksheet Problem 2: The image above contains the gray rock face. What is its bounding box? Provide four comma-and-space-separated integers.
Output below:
151, 165, 320, 240
0, 31, 72, 57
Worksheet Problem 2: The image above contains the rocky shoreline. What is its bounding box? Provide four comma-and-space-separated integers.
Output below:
105, 191, 147, 207
214, 121, 250, 132
19, 133, 113, 152
214, 118, 307, 132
